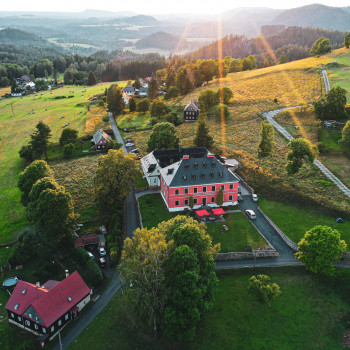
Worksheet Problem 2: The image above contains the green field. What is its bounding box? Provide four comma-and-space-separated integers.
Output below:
0, 82, 123, 243
69, 266, 350, 350
138, 194, 266, 252
259, 198, 350, 245
319, 128, 342, 151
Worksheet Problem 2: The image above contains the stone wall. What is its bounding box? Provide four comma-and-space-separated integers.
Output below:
257, 207, 299, 251
216, 249, 279, 261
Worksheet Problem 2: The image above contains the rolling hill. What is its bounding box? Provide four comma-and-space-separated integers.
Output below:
136, 31, 189, 50
271, 4, 350, 31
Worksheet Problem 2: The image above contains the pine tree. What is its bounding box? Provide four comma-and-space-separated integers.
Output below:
87, 71, 97, 86
194, 118, 214, 150
129, 97, 136, 112
30, 121, 52, 160
257, 121, 275, 169
216, 188, 224, 206
148, 76, 159, 100
134, 76, 141, 89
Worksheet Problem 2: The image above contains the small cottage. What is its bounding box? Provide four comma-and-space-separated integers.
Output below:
91, 129, 111, 150
183, 98, 199, 122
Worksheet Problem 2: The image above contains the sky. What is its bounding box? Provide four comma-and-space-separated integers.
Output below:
0, 0, 349, 15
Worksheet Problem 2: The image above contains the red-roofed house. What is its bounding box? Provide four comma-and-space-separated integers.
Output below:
5, 271, 91, 346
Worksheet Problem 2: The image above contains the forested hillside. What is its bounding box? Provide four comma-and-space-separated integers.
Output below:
136, 31, 189, 50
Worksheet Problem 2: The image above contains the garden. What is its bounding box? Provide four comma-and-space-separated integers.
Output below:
69, 266, 350, 350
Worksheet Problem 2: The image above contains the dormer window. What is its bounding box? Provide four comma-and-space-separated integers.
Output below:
14, 304, 19, 310
183, 175, 187, 181
68, 297, 72, 302
194, 162, 198, 169
201, 173, 205, 179
211, 161, 216, 168
210, 172, 214, 178
192, 174, 196, 180
202, 162, 207, 168
185, 164, 189, 169
22, 289, 26, 295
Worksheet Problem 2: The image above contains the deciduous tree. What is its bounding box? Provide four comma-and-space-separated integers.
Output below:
18, 160, 53, 206
136, 98, 150, 113
150, 100, 169, 118
59, 128, 78, 146
107, 83, 125, 117
147, 122, 179, 152
198, 89, 218, 110
87, 71, 97, 86
310, 37, 331, 55
94, 149, 141, 218
63, 143, 75, 159
286, 138, 316, 188
148, 76, 159, 100
345, 34, 350, 49
340, 120, 350, 156
296, 225, 347, 275
199, 59, 216, 83
247, 274, 281, 305
257, 121, 275, 169
128, 96, 136, 112
216, 87, 233, 104
164, 86, 179, 100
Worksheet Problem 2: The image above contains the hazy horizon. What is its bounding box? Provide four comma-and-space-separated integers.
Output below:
0, 1, 349, 16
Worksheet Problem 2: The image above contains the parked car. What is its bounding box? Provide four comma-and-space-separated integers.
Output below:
238, 194, 243, 202
252, 194, 258, 202
245, 210, 256, 220
98, 257, 106, 267
125, 142, 134, 148
87, 252, 94, 259
131, 148, 140, 154
98, 247, 107, 257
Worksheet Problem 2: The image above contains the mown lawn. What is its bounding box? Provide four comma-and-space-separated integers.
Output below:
134, 173, 148, 189
69, 266, 350, 350
208, 212, 267, 252
319, 128, 342, 151
259, 198, 350, 245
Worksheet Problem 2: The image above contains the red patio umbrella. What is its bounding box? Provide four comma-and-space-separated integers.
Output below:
195, 210, 210, 217
212, 208, 226, 215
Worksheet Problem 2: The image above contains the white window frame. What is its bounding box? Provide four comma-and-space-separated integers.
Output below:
229, 184, 234, 190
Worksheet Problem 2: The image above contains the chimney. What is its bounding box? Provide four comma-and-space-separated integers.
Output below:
36, 282, 40, 288
65, 270, 69, 278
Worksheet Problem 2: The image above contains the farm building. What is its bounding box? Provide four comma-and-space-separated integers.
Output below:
91, 129, 111, 150
183, 98, 199, 122
5, 271, 91, 347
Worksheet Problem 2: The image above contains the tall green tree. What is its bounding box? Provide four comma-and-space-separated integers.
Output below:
257, 121, 275, 169
345, 33, 350, 49
189, 195, 194, 210
229, 58, 242, 72
87, 71, 97, 86
18, 160, 53, 206
94, 149, 141, 218
147, 122, 179, 152
128, 97, 136, 112
198, 89, 218, 110
11, 78, 17, 93
310, 37, 331, 55
59, 128, 78, 146
30, 121, 51, 160
136, 98, 150, 113
148, 76, 159, 100
286, 138, 316, 188
278, 54, 289, 64
134, 76, 141, 89
296, 225, 347, 275
194, 118, 214, 149
164, 86, 179, 100
216, 188, 224, 206
150, 100, 169, 118
107, 84, 125, 117
313, 86, 347, 121
35, 188, 76, 248
199, 60, 216, 84
216, 87, 233, 104
340, 120, 350, 156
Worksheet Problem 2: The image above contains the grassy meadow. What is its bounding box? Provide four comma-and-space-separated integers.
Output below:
0, 82, 126, 243
69, 266, 350, 350
129, 48, 350, 219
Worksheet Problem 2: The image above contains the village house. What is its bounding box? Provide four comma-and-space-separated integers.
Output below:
5, 271, 91, 347
141, 148, 239, 211
16, 75, 30, 85
122, 84, 135, 96
91, 129, 111, 150
183, 98, 199, 122
122, 92, 131, 105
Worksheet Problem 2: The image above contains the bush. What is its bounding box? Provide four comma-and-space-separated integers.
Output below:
150, 118, 158, 126
59, 128, 78, 146
102, 115, 110, 123
164, 86, 180, 100
110, 248, 118, 266
84, 259, 103, 288
247, 274, 281, 304
212, 103, 230, 120
136, 98, 150, 113
63, 143, 75, 159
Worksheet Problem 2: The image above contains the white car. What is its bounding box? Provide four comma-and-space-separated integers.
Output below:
98, 247, 107, 257
125, 142, 134, 148
87, 252, 94, 259
246, 210, 256, 220
252, 194, 258, 202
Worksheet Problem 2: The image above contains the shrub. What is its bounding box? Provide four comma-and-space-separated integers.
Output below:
84, 259, 103, 288
136, 98, 150, 113
63, 143, 75, 159
59, 128, 78, 146
150, 118, 158, 126
212, 103, 230, 120
164, 86, 180, 100
247, 274, 281, 304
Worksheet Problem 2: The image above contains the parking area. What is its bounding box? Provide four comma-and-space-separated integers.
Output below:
125, 137, 141, 159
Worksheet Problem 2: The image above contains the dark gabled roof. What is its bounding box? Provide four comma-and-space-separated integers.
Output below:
160, 155, 238, 187
184, 98, 199, 112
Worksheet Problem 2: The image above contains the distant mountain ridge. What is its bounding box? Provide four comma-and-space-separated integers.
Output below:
136, 31, 188, 50
271, 4, 350, 31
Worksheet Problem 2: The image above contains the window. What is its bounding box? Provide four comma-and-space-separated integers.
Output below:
229, 195, 233, 201
221, 185, 225, 190
229, 184, 233, 190
175, 200, 179, 206
211, 197, 215, 203
11, 313, 14, 318
29, 313, 32, 319
25, 320, 30, 326
194, 199, 198, 204
43, 328, 46, 334
211, 185, 215, 192
194, 187, 198, 193
18, 316, 22, 322
58, 320, 62, 326
34, 324, 38, 330
51, 326, 55, 332
184, 188, 189, 194
65, 314, 69, 321
175, 189, 179, 195
203, 187, 207, 192
184, 199, 189, 205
